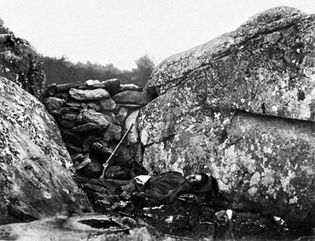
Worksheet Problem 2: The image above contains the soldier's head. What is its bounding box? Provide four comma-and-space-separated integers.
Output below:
186, 173, 209, 189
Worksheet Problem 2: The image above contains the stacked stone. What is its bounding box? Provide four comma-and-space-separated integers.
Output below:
43, 78, 157, 179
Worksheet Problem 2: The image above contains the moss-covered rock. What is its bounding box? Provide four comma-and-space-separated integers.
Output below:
0, 24, 45, 99
147, 7, 315, 121
138, 7, 315, 224
0, 77, 91, 224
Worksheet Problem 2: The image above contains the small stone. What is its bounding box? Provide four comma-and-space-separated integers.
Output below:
76, 112, 84, 124
86, 99, 116, 112
85, 79, 101, 87
71, 154, 84, 168
101, 78, 121, 95
82, 78, 121, 95
74, 153, 91, 171
54, 92, 70, 100
59, 120, 76, 129
91, 141, 113, 154
103, 123, 122, 141
65, 102, 82, 108
45, 97, 65, 113
116, 107, 129, 124
72, 123, 108, 133
86, 102, 101, 112
71, 153, 84, 162
113, 90, 153, 106
120, 84, 142, 92
103, 111, 120, 125
165, 216, 174, 223
62, 113, 78, 122
121, 217, 137, 228
99, 98, 116, 111
69, 88, 110, 101
56, 82, 82, 92
81, 109, 111, 127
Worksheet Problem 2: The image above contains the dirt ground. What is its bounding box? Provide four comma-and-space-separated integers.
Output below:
112, 197, 307, 241
77, 177, 312, 240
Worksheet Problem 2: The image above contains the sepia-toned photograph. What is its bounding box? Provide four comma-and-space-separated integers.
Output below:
0, 0, 314, 240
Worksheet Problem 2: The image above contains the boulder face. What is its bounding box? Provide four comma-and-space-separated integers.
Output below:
147, 7, 315, 121
0, 77, 92, 225
138, 7, 315, 224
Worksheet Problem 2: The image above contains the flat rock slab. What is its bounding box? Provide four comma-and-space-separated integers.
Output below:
56, 82, 82, 92
69, 88, 110, 101
72, 123, 108, 133
0, 214, 154, 241
120, 83, 142, 92
113, 90, 153, 106
83, 78, 121, 95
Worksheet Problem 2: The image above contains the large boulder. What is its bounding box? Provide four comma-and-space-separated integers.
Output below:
0, 77, 92, 224
138, 7, 315, 224
0, 25, 45, 98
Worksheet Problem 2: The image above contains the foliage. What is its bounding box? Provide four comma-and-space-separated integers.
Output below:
43, 55, 155, 87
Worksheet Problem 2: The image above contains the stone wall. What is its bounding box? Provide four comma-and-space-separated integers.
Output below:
43, 79, 157, 180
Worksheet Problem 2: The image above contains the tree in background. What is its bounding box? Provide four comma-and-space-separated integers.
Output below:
43, 55, 155, 88
130, 55, 155, 87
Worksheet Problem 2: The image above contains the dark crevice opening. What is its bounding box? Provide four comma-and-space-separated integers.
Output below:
79, 219, 121, 229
